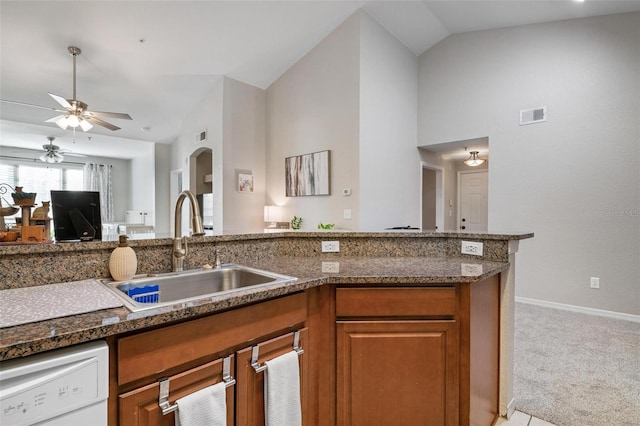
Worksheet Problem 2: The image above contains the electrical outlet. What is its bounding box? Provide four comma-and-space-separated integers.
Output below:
322, 261, 340, 273
590, 277, 600, 289
461, 263, 484, 276
461, 241, 483, 256
321, 241, 340, 253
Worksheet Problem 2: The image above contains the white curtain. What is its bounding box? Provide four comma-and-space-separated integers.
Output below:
83, 163, 114, 223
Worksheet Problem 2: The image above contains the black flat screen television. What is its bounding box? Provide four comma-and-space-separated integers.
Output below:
50, 190, 102, 241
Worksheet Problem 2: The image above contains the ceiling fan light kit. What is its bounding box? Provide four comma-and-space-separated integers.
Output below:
40, 136, 64, 163
40, 151, 64, 163
1, 45, 132, 133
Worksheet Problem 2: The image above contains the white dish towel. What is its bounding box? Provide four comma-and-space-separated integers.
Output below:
175, 381, 227, 426
264, 350, 302, 426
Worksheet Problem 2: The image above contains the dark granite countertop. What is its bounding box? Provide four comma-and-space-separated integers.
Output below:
0, 230, 534, 256
0, 256, 509, 361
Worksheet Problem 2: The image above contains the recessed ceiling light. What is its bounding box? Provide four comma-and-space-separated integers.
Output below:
141, 126, 151, 132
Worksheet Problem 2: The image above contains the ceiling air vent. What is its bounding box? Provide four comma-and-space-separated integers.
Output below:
519, 106, 547, 126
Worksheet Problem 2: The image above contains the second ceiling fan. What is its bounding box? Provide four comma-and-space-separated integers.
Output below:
2, 46, 132, 131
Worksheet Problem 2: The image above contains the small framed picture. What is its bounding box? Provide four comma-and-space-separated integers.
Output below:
238, 174, 254, 193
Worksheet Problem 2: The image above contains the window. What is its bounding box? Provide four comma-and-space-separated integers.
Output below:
0, 161, 83, 204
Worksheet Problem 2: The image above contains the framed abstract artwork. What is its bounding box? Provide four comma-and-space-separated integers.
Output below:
285, 150, 330, 196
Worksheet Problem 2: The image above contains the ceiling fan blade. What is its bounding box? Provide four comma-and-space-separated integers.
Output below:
45, 115, 67, 123
1, 99, 66, 113
42, 143, 60, 151
85, 116, 121, 131
48, 93, 73, 110
87, 110, 132, 120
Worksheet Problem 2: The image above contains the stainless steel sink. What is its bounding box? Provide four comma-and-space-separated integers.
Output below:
101, 264, 297, 312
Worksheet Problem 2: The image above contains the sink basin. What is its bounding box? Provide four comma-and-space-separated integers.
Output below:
101, 264, 297, 312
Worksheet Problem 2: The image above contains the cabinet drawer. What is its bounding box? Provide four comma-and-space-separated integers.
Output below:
118, 292, 307, 385
336, 287, 455, 318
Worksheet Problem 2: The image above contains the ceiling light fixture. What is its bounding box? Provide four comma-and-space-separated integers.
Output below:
464, 151, 485, 167
39, 150, 64, 163
40, 136, 65, 163
55, 111, 93, 132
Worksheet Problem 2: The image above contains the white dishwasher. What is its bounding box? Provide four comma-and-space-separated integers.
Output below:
0, 340, 108, 426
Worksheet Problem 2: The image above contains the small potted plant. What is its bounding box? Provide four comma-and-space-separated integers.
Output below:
317, 222, 335, 230
291, 215, 302, 230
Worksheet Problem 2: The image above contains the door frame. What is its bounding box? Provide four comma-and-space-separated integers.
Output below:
456, 169, 488, 232
169, 169, 184, 236
420, 161, 445, 231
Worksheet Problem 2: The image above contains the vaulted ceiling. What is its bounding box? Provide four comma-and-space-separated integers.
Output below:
2, 1, 639, 158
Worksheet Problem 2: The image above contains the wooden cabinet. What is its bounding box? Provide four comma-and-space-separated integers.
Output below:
235, 328, 309, 426
337, 320, 457, 426
118, 357, 235, 426
336, 287, 459, 426
334, 277, 501, 426
111, 293, 309, 426
109, 278, 501, 426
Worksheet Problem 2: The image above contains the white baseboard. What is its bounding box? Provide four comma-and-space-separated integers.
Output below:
516, 297, 640, 323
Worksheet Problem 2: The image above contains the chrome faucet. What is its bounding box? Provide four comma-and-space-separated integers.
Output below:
172, 190, 205, 272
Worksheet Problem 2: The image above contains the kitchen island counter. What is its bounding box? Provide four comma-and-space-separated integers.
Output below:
0, 255, 508, 360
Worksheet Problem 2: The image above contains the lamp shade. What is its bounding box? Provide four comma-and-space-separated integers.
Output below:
79, 119, 93, 131
264, 206, 281, 222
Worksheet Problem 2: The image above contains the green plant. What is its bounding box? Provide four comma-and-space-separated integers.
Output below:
317, 222, 335, 230
291, 215, 303, 230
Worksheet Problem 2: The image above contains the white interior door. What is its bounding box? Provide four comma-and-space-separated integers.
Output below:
458, 171, 488, 232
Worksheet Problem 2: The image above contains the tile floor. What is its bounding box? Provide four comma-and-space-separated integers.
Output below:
495, 410, 557, 426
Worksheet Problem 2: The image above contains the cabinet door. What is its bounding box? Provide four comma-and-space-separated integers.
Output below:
336, 320, 458, 426
119, 357, 235, 426
235, 328, 309, 426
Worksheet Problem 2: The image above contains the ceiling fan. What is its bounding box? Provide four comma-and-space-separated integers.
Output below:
40, 136, 66, 163
1, 46, 132, 132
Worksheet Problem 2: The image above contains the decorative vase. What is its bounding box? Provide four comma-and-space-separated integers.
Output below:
109, 235, 137, 281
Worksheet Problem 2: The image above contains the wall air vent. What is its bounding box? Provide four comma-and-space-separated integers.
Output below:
519, 106, 547, 126
194, 129, 207, 144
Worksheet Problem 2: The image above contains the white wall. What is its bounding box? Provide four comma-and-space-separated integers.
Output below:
178, 76, 266, 235
266, 13, 360, 231
418, 13, 640, 315
266, 11, 421, 231
222, 77, 266, 234
359, 12, 420, 231
178, 77, 223, 235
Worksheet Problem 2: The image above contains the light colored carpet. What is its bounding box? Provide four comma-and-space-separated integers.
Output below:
514, 301, 640, 426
